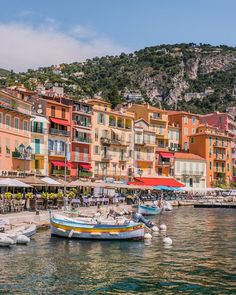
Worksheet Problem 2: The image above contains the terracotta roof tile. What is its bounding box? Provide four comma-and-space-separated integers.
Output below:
174, 152, 206, 161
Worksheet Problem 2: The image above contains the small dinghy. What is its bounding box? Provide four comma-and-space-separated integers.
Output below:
138, 205, 162, 216
4, 224, 37, 245
0, 234, 14, 247
50, 214, 145, 240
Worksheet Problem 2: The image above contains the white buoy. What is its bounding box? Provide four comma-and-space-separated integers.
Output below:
151, 226, 159, 232
163, 236, 172, 245
160, 224, 167, 231
144, 233, 152, 239
16, 235, 30, 245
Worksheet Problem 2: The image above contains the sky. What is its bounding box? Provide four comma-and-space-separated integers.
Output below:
0, 0, 236, 72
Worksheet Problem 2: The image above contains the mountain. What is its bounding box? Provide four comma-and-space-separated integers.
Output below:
2, 43, 236, 113
0, 68, 10, 76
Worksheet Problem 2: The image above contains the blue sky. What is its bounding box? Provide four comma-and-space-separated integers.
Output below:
0, 0, 235, 71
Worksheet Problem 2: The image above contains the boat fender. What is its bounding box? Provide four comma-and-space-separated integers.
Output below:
160, 224, 167, 231
68, 230, 74, 238
144, 233, 152, 239
163, 236, 172, 245
16, 235, 30, 245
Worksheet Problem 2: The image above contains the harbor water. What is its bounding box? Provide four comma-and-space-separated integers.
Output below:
0, 207, 236, 294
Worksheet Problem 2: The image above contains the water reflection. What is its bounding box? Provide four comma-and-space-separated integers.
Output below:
0, 208, 236, 294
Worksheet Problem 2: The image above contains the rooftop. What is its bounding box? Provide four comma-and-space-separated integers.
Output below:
174, 152, 206, 161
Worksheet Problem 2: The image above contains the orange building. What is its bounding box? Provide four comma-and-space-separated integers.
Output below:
168, 111, 200, 151
189, 125, 232, 187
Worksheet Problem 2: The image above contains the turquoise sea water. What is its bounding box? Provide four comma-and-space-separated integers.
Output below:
0, 207, 236, 294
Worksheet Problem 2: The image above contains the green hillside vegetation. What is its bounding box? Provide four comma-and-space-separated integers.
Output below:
1, 43, 236, 113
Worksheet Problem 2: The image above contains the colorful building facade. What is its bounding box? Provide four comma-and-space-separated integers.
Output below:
0, 89, 32, 176
90, 98, 134, 181
189, 125, 232, 187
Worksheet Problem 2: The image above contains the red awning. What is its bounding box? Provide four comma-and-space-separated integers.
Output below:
50, 118, 70, 126
51, 161, 73, 168
128, 177, 184, 187
159, 152, 174, 159
79, 163, 92, 170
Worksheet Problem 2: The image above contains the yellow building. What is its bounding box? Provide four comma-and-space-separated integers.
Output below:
89, 98, 134, 181
134, 119, 156, 177
127, 103, 171, 176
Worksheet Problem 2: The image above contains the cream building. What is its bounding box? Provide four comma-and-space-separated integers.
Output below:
90, 98, 134, 181
134, 119, 156, 177
174, 152, 206, 190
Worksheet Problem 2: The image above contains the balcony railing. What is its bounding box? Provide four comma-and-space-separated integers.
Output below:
31, 127, 47, 134
50, 128, 70, 136
102, 155, 112, 161
51, 170, 70, 176
182, 170, 204, 176
215, 154, 225, 160
73, 137, 91, 143
213, 142, 228, 148
48, 150, 65, 156
101, 137, 111, 145
73, 121, 92, 128
73, 107, 92, 115
78, 171, 93, 178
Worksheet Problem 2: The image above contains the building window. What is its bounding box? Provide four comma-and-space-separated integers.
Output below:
14, 117, 19, 130
184, 128, 188, 136
216, 162, 218, 172
6, 115, 11, 130
61, 108, 66, 119
97, 112, 106, 125
192, 117, 196, 124
121, 165, 125, 171
23, 121, 28, 132
192, 128, 196, 134
184, 142, 188, 151
51, 106, 56, 117
210, 161, 212, 170
94, 146, 99, 155
209, 148, 212, 156
190, 137, 194, 144
218, 117, 222, 123
222, 162, 225, 172
176, 131, 179, 141
184, 116, 188, 124
129, 150, 132, 157
177, 161, 180, 173
209, 137, 212, 145
227, 163, 230, 172
6, 138, 10, 155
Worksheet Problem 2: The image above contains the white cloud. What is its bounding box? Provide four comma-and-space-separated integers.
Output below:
0, 22, 126, 72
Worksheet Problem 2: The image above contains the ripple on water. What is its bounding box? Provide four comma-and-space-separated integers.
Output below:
0, 208, 236, 294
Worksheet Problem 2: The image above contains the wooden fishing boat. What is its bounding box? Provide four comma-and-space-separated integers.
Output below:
50, 214, 145, 240
138, 205, 162, 216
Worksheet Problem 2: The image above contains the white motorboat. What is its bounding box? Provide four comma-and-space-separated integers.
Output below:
0, 233, 14, 247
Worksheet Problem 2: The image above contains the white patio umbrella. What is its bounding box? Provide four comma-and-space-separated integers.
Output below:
0, 178, 31, 188
40, 177, 63, 186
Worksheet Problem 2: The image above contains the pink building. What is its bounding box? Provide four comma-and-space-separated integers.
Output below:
200, 111, 236, 170
0, 89, 32, 176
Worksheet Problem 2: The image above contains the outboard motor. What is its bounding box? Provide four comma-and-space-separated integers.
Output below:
133, 212, 154, 229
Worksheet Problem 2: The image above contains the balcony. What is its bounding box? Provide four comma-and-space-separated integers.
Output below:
215, 154, 226, 161
49, 150, 65, 156
73, 107, 92, 115
31, 127, 47, 134
119, 156, 129, 162
51, 170, 70, 176
213, 142, 228, 148
182, 170, 204, 176
102, 155, 112, 161
78, 171, 93, 178
50, 128, 70, 137
101, 137, 111, 145
73, 120, 92, 128
156, 160, 172, 166
73, 137, 91, 144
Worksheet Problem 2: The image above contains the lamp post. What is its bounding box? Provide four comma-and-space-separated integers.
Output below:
18, 144, 32, 177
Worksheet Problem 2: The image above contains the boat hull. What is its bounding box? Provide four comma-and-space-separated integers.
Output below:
50, 216, 145, 240
138, 205, 162, 216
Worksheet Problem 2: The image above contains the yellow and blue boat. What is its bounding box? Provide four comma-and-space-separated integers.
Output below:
50, 214, 145, 240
